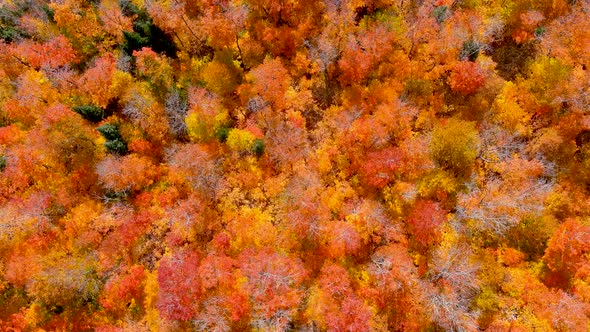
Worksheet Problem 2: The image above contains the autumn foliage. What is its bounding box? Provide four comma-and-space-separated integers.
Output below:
0, 0, 590, 330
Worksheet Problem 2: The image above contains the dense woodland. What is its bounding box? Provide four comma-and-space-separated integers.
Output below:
0, 0, 589, 330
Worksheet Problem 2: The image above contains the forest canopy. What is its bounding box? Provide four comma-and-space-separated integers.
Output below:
0, 0, 590, 331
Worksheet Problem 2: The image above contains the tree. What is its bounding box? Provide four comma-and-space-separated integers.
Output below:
10, 35, 76, 69
76, 53, 117, 109
164, 89, 188, 138
95, 154, 160, 193
72, 105, 106, 122
358, 147, 403, 190
132, 47, 173, 95
306, 262, 373, 331
367, 244, 426, 330
97, 122, 128, 154
184, 88, 230, 143
406, 200, 447, 249
543, 218, 590, 285
165, 193, 220, 247
430, 118, 480, 177
448, 61, 486, 95
100, 265, 145, 315
426, 241, 480, 331
27, 253, 100, 308
157, 249, 202, 320
457, 157, 553, 236
98, 0, 133, 42
167, 143, 224, 199
248, 57, 291, 110
238, 248, 307, 330
491, 81, 530, 134
338, 22, 395, 84
226, 129, 256, 153
540, 3, 590, 67
201, 50, 242, 97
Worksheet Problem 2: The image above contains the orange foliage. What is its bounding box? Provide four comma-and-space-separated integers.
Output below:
96, 155, 160, 192
249, 58, 291, 110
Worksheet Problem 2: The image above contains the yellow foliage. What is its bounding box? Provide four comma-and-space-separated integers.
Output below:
511, 308, 553, 332
322, 181, 355, 214
526, 56, 571, 105
226, 129, 256, 152
185, 109, 229, 142
417, 169, 459, 198
201, 60, 239, 96
227, 207, 293, 251
316, 143, 336, 175
142, 270, 160, 331
474, 286, 500, 312
23, 302, 44, 328
64, 200, 102, 251
0, 72, 13, 104
493, 82, 531, 135
430, 118, 480, 176
304, 286, 327, 328
109, 70, 134, 100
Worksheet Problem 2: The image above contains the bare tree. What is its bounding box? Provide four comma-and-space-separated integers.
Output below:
165, 89, 188, 138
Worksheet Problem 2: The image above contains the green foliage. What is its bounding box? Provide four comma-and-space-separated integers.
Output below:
433, 6, 449, 24
73, 105, 106, 122
506, 216, 554, 261
119, 0, 140, 17
0, 5, 29, 42
460, 40, 481, 62
214, 126, 230, 142
252, 138, 265, 157
1, 0, 589, 329
122, 31, 150, 54
97, 123, 128, 154
97, 123, 122, 141
104, 139, 128, 155
122, 8, 177, 58
430, 119, 480, 177
41, 4, 55, 23
0, 155, 6, 171
533, 26, 546, 38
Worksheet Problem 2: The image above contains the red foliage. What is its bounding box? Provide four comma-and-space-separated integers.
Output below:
406, 200, 447, 248
359, 147, 403, 189
321, 220, 362, 258
338, 24, 395, 84
98, 211, 154, 269
317, 263, 352, 298
100, 265, 146, 313
448, 61, 486, 95
11, 35, 76, 69
157, 249, 202, 320
325, 296, 372, 332
238, 248, 308, 323
198, 253, 236, 290
316, 263, 373, 332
